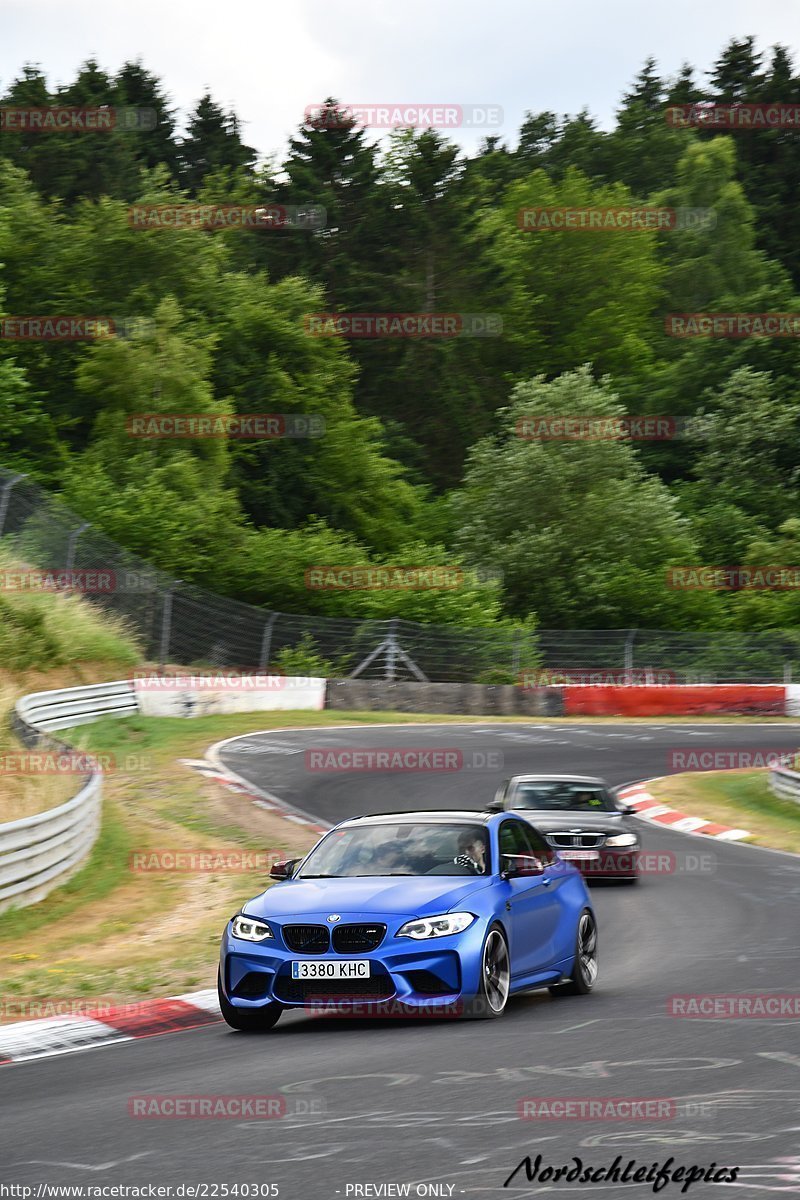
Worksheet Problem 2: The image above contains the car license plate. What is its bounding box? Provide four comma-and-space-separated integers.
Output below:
291, 960, 370, 979
558, 849, 601, 861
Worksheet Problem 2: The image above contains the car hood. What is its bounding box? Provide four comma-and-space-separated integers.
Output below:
243, 875, 492, 920
513, 809, 635, 833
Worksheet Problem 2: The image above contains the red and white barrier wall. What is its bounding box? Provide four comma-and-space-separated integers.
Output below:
560, 684, 788, 718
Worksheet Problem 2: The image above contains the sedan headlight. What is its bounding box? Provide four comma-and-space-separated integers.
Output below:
605, 833, 639, 847
397, 912, 475, 940
231, 914, 274, 942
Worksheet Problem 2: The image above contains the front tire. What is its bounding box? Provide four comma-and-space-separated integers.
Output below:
218, 970, 283, 1031
468, 923, 511, 1019
549, 909, 598, 996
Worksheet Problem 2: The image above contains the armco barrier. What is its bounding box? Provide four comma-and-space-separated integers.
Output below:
769, 756, 800, 806
0, 681, 137, 913
1, 676, 324, 912
561, 684, 787, 717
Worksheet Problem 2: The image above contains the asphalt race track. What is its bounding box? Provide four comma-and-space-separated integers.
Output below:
2, 722, 800, 1198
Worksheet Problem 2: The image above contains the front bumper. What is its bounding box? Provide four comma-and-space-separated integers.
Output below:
555, 846, 640, 879
220, 914, 490, 1013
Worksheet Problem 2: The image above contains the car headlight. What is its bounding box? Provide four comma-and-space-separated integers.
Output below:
396, 912, 476, 939
231, 914, 274, 942
605, 833, 639, 847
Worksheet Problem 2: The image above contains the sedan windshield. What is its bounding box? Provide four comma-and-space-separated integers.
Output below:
296, 822, 490, 878
509, 782, 617, 812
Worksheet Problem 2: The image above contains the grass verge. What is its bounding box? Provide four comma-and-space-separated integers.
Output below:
647, 769, 800, 854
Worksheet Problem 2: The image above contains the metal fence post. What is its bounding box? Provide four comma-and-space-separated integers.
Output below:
259, 612, 278, 671
624, 628, 637, 673
386, 619, 398, 682
0, 472, 25, 537
65, 521, 90, 573
511, 627, 523, 674
159, 581, 181, 666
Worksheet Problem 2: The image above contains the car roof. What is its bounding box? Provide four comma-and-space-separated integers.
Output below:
336, 810, 496, 827
507, 774, 608, 785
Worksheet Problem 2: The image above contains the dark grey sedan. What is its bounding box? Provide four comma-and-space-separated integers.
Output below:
487, 774, 641, 882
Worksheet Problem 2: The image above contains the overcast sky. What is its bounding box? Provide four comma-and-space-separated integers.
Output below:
3, 0, 800, 159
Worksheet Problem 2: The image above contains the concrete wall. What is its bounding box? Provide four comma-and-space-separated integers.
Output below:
325, 680, 564, 716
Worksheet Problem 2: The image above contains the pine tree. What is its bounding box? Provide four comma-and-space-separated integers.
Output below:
180, 93, 257, 193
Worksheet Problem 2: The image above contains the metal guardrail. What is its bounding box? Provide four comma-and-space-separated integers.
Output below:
15, 680, 138, 735
0, 681, 138, 912
769, 754, 800, 806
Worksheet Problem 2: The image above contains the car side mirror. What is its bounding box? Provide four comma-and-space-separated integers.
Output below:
501, 853, 545, 879
486, 798, 504, 813
620, 806, 636, 816
270, 858, 297, 880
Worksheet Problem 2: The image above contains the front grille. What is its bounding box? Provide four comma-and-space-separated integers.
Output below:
274, 975, 395, 1004
283, 924, 330, 953
332, 923, 386, 953
548, 833, 605, 848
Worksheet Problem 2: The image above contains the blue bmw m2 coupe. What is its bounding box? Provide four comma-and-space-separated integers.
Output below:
218, 809, 597, 1029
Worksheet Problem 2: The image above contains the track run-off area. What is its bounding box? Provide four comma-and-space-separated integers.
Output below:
2, 721, 799, 1198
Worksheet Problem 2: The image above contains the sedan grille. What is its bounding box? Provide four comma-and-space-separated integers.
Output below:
548, 833, 605, 848
282, 924, 330, 953
332, 923, 386, 953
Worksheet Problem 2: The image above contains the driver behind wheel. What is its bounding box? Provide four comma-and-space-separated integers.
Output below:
453, 831, 486, 875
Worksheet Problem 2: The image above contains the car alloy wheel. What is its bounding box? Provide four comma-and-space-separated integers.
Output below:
577, 911, 598, 987
481, 926, 511, 1016
549, 908, 598, 996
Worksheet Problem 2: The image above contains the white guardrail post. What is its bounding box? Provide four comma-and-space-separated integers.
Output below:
0, 680, 138, 912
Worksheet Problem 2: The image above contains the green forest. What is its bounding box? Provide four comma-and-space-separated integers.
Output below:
1, 36, 799, 633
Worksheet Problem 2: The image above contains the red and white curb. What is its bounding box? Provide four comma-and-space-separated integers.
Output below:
0, 989, 222, 1065
617, 781, 751, 841
184, 743, 331, 835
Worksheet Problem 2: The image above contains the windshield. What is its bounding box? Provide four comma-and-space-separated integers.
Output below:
296, 822, 491, 878
508, 782, 617, 813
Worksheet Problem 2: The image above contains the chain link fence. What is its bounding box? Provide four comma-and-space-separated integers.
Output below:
2, 467, 800, 683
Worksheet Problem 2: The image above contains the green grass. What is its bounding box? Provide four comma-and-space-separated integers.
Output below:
0, 545, 141, 670
649, 769, 800, 853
